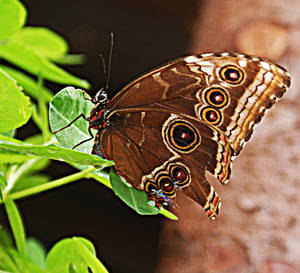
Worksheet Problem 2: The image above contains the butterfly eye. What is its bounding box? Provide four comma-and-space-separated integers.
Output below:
204, 87, 228, 108
166, 120, 201, 153
169, 165, 190, 187
97, 91, 108, 101
92, 89, 108, 104
200, 107, 222, 125
219, 65, 244, 84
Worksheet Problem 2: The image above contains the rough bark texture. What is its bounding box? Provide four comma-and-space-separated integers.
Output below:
156, 1, 300, 272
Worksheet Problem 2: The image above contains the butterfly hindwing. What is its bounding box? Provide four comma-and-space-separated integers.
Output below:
93, 110, 230, 219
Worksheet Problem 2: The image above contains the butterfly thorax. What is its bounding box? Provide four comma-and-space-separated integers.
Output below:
88, 105, 110, 130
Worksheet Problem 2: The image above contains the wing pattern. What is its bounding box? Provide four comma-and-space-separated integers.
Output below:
92, 52, 290, 219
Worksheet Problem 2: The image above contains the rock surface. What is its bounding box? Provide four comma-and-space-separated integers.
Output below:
156, 0, 300, 272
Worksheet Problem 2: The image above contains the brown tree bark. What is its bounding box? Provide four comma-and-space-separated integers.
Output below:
156, 1, 300, 273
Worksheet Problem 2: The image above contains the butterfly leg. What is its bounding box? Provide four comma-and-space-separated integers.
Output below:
146, 192, 172, 208
82, 90, 92, 102
53, 113, 90, 134
72, 127, 95, 149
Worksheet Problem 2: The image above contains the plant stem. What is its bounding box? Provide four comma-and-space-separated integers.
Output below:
2, 166, 96, 202
4, 158, 40, 194
159, 208, 178, 220
88, 172, 112, 189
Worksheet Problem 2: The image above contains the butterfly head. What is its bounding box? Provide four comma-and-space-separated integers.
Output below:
92, 88, 109, 105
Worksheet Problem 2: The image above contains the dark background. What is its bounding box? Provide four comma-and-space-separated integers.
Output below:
7, 1, 198, 272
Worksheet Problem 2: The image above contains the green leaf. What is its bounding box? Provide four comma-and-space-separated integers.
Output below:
0, 173, 7, 188
32, 78, 51, 140
3, 199, 26, 257
0, 227, 13, 248
55, 54, 86, 65
17, 156, 50, 175
1, 129, 15, 138
0, 148, 33, 163
23, 157, 50, 174
0, 248, 19, 273
46, 237, 96, 273
0, 65, 53, 102
73, 238, 109, 273
159, 208, 178, 220
0, 0, 26, 40
88, 170, 112, 189
109, 169, 160, 215
9, 27, 68, 60
0, 228, 19, 272
0, 136, 31, 164
0, 174, 7, 201
0, 269, 15, 273
0, 69, 32, 133
0, 42, 89, 89
26, 238, 46, 268
7, 248, 46, 273
24, 134, 46, 145
0, 136, 113, 168
0, 135, 24, 144
49, 87, 95, 154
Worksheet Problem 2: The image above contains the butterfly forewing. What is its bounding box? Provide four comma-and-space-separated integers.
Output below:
107, 53, 290, 154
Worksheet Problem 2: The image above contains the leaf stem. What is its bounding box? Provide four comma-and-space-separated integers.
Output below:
2, 166, 96, 203
4, 157, 40, 194
159, 208, 178, 220
4, 199, 26, 257
87, 172, 112, 189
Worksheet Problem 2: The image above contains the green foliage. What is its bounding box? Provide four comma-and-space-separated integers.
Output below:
0, 0, 89, 94
110, 169, 160, 215
0, 42, 89, 88
0, 1, 110, 272
0, 0, 26, 40
3, 199, 26, 256
0, 65, 53, 102
10, 27, 68, 60
0, 69, 31, 133
46, 237, 108, 273
0, 135, 113, 167
26, 238, 47, 269
0, 1, 177, 272
49, 87, 96, 154
0, 228, 107, 273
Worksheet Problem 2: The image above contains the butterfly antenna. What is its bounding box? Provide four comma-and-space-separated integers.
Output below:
99, 33, 114, 91
99, 54, 108, 88
106, 32, 114, 90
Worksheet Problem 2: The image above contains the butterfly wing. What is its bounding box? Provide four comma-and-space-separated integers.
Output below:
94, 53, 290, 219
93, 110, 231, 219
107, 53, 290, 156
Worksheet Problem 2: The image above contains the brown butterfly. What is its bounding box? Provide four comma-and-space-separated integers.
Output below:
55, 51, 291, 220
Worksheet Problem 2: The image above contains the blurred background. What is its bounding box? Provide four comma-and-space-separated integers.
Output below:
2, 0, 300, 272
